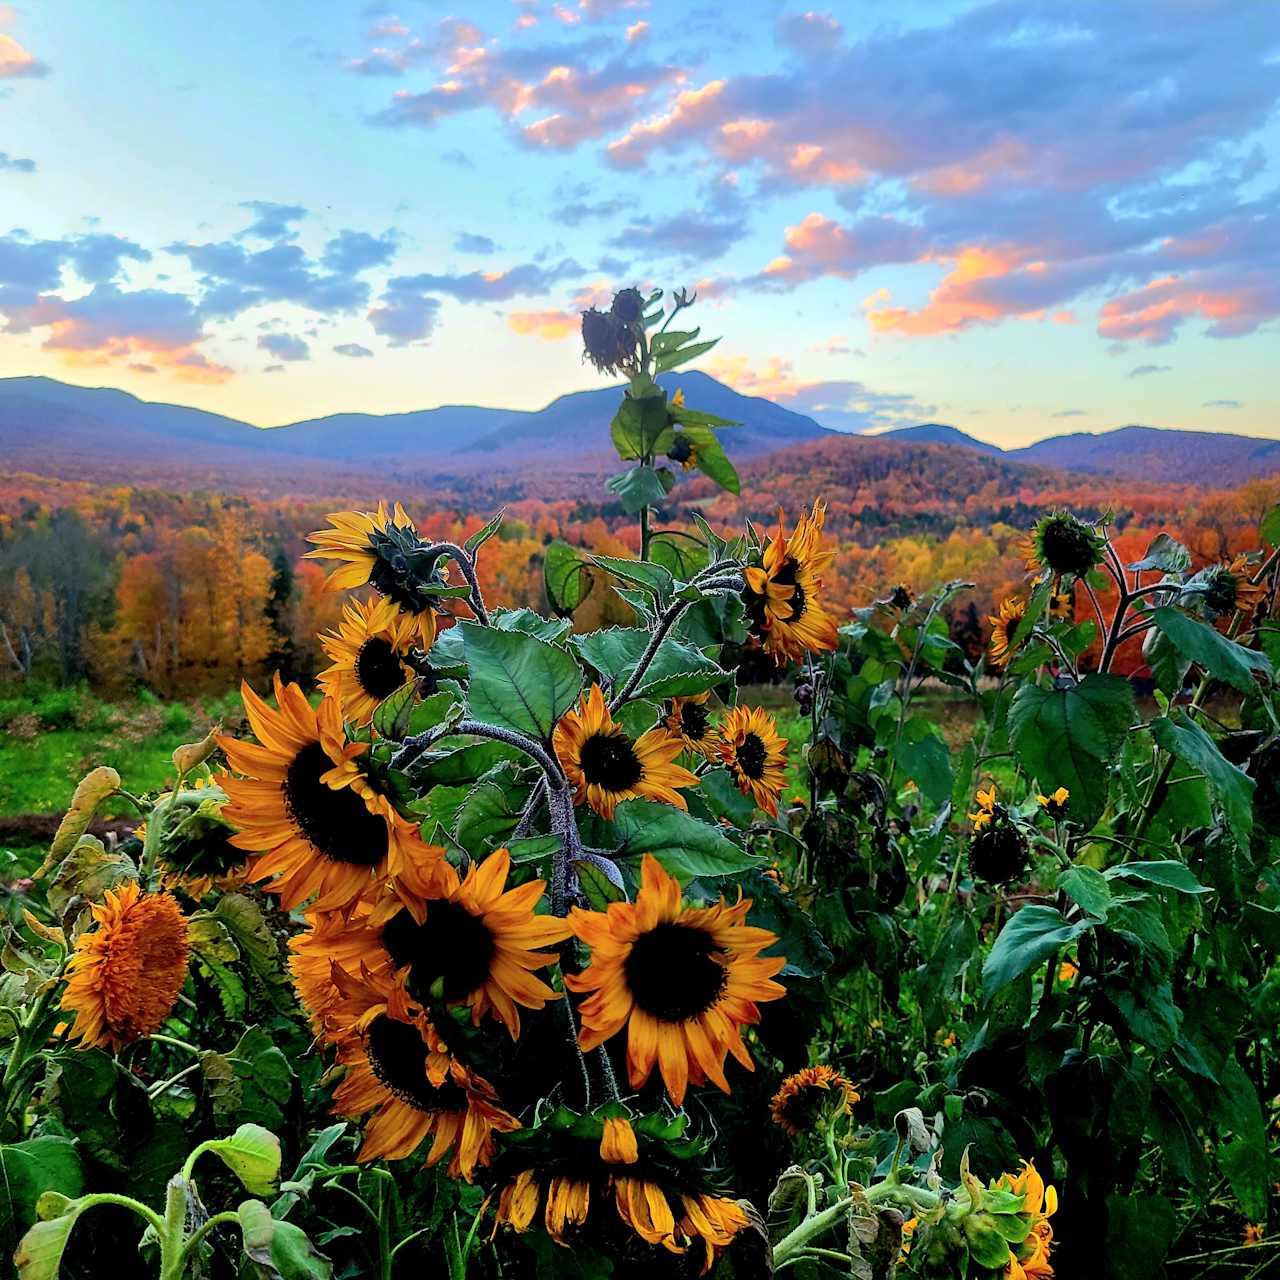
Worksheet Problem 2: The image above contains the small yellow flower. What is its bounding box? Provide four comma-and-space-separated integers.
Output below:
1058, 960, 1078, 984
1038, 787, 1070, 819
671, 388, 685, 408
967, 783, 998, 831
1243, 1223, 1264, 1247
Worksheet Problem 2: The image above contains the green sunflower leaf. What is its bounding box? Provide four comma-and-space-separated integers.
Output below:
543, 540, 594, 617
681, 426, 740, 494
610, 800, 759, 878
464, 508, 505, 554
654, 338, 719, 373
571, 627, 728, 701
2, 1137, 84, 1265
590, 555, 674, 602
1151, 606, 1272, 692
1149, 712, 1255, 847
983, 905, 1092, 995
611, 395, 672, 460
459, 621, 583, 742
607, 465, 671, 515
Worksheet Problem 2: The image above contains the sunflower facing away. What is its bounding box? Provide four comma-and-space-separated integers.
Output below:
742, 500, 839, 665
770, 1064, 860, 1136
494, 1110, 749, 1270
319, 595, 421, 725
218, 674, 440, 912
717, 704, 788, 818
136, 775, 251, 899
1203, 555, 1267, 619
988, 595, 1028, 667
61, 880, 191, 1052
662, 692, 722, 760
1025, 511, 1106, 581
296, 848, 572, 1040
994, 1160, 1058, 1279
305, 501, 441, 645
567, 854, 786, 1104
554, 684, 698, 820
325, 965, 518, 1180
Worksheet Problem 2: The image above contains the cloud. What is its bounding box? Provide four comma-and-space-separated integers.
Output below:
1052, 409, 1086, 418
368, 279, 441, 345
1128, 363, 1171, 378
1, 282, 232, 383
334, 341, 374, 357
454, 232, 498, 254
608, 210, 746, 262
777, 11, 843, 58
389, 257, 583, 302
0, 31, 47, 78
237, 201, 308, 242
257, 332, 310, 362
1204, 398, 1242, 408
507, 309, 579, 340
0, 150, 35, 173
321, 228, 399, 273
705, 354, 934, 432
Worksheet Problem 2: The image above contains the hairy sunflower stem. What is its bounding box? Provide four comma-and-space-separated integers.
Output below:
424, 541, 491, 626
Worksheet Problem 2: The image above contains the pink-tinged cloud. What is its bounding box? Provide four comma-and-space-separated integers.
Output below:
865, 247, 1030, 336
605, 80, 728, 168
1097, 275, 1280, 344
5, 286, 232, 383
0, 30, 46, 77
753, 212, 926, 286
626, 20, 648, 42
507, 309, 579, 340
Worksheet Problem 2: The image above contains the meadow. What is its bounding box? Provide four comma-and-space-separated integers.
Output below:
0, 292, 1276, 1280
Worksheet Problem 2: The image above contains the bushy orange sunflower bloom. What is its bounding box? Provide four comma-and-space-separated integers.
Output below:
716, 705, 788, 817
217, 674, 442, 912
567, 854, 786, 1104
769, 1064, 860, 1136
554, 684, 698, 820
60, 880, 190, 1052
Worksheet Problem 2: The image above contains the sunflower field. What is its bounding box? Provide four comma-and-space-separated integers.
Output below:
3, 288, 1278, 1280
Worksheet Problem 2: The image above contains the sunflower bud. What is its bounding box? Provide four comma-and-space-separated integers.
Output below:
173, 724, 220, 775
968, 824, 1029, 885
666, 433, 693, 465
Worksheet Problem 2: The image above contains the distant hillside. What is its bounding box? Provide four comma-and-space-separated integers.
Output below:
878, 423, 1002, 455
1009, 424, 1280, 483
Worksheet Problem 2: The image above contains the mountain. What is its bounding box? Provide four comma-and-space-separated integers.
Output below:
1009, 424, 1280, 483
878, 423, 1003, 455
0, 372, 831, 491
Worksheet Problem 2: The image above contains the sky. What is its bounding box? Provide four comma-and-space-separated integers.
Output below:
0, 0, 1278, 446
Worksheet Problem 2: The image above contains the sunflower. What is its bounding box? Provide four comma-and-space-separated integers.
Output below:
994, 1160, 1057, 1279
305, 501, 443, 645
769, 1064, 859, 1136
662, 692, 721, 760
1202, 555, 1267, 619
1025, 511, 1106, 581
1037, 787, 1070, 820
135, 775, 251, 900
742, 502, 839, 665
717, 705, 788, 818
567, 854, 786, 1104
327, 967, 518, 1181
60, 880, 190, 1052
299, 848, 573, 1040
318, 595, 421, 726
1047, 587, 1074, 621
217, 674, 441, 912
555, 684, 698, 820
969, 824, 1029, 886
988, 596, 1028, 667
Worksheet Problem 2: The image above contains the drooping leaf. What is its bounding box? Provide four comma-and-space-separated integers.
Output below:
654, 338, 719, 373
1057, 865, 1112, 919
543, 540, 594, 617
1103, 858, 1213, 896
1127, 534, 1191, 575
983, 905, 1092, 994
590, 555, 674, 602
237, 1199, 334, 1280
459, 621, 583, 742
1008, 674, 1134, 829
571, 627, 728, 702
1152, 606, 1272, 693
464, 508, 505, 554
606, 465, 672, 515
1149, 712, 1255, 846
1, 1137, 84, 1260
896, 717, 952, 806
202, 1124, 282, 1197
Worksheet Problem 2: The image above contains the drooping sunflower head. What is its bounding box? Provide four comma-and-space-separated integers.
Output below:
305, 502, 445, 644
554, 684, 698, 820
769, 1064, 859, 1136
717, 704, 788, 818
567, 854, 786, 1105
666, 431, 698, 471
581, 307, 638, 375
968, 823, 1030, 886
888, 584, 914, 611
493, 1106, 750, 1270
217, 675, 430, 912
742, 502, 839, 665
1026, 511, 1106, 581
610, 286, 645, 324
325, 965, 519, 1180
318, 595, 421, 726
152, 776, 251, 899
1037, 787, 1070, 820
988, 595, 1028, 667
662, 693, 721, 759
60, 879, 190, 1053
1200, 555, 1267, 619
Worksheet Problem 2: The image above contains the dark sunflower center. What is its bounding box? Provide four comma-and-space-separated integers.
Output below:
1039, 518, 1098, 577
282, 742, 387, 866
383, 901, 495, 1003
578, 731, 643, 791
968, 826, 1029, 886
355, 636, 409, 700
168, 829, 245, 879
624, 922, 728, 1023
1203, 571, 1239, 615
366, 1014, 467, 1113
679, 702, 710, 741
779, 1085, 823, 1131
736, 732, 768, 780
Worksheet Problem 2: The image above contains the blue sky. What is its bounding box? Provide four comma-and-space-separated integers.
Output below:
0, 0, 1277, 445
